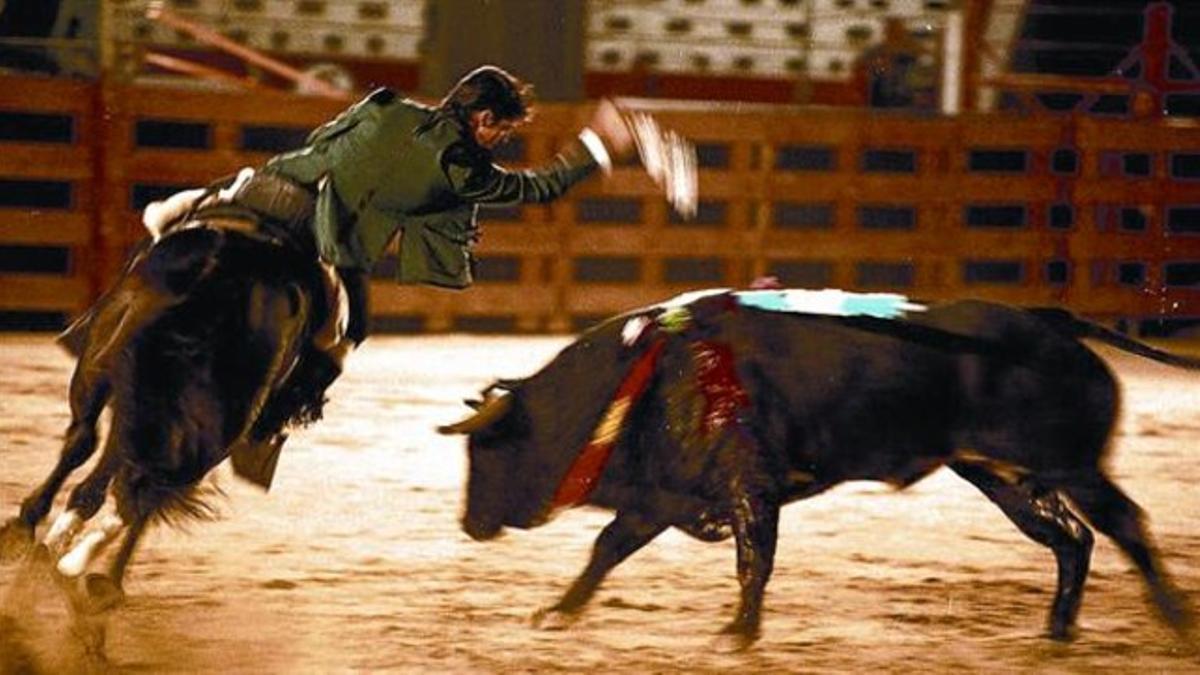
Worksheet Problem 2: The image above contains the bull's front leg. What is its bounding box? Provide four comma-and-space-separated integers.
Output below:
720, 471, 781, 649
533, 509, 667, 630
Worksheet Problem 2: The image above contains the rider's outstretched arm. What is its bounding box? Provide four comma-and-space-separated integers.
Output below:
444, 99, 634, 206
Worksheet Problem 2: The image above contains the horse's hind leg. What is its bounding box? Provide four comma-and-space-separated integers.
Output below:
0, 365, 109, 560
1062, 471, 1195, 638
79, 512, 147, 614
951, 461, 1094, 640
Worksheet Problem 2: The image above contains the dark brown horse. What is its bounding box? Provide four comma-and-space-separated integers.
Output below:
0, 222, 326, 613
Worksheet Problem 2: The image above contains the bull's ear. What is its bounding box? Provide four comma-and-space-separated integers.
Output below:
438, 392, 513, 435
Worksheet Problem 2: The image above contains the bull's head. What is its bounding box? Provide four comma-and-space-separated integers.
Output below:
439, 388, 529, 541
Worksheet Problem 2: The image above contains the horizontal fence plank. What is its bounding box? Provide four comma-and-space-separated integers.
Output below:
111, 84, 344, 125
564, 283, 703, 316
124, 151, 265, 184
0, 273, 88, 311
0, 210, 91, 245
369, 283, 556, 314
0, 144, 92, 180
0, 78, 93, 113
475, 225, 560, 255
1074, 180, 1200, 203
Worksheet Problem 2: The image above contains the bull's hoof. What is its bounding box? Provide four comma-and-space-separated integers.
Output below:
0, 519, 34, 562
531, 607, 579, 631
1046, 623, 1079, 643
714, 622, 760, 652
1155, 588, 1196, 634
1051, 624, 1080, 638
79, 574, 125, 615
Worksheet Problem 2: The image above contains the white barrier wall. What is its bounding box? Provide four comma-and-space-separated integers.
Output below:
113, 0, 957, 82
586, 0, 954, 80
114, 0, 427, 61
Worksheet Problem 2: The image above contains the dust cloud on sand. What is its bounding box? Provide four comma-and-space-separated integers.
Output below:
1, 334, 1198, 672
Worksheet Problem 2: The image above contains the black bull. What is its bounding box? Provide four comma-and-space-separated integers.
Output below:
441, 299, 1200, 648
0, 225, 322, 611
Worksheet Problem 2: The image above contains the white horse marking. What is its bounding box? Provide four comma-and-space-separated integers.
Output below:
43, 509, 83, 554
57, 514, 125, 578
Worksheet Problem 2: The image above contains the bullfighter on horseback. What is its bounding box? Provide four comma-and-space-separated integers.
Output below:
0, 64, 694, 615
59, 65, 643, 484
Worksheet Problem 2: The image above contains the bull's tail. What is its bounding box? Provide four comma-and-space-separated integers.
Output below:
1027, 307, 1200, 370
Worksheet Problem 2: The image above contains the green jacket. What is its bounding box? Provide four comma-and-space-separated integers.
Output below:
264, 88, 600, 288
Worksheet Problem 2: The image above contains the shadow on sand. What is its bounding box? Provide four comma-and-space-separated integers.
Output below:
1, 551, 110, 674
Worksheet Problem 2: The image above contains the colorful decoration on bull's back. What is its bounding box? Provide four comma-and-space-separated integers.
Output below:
550, 287, 925, 513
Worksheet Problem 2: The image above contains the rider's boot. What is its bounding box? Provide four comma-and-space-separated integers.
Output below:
233, 345, 346, 490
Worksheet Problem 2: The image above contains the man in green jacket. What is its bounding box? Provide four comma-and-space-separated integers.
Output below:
70, 65, 631, 363
227, 64, 634, 449
262, 64, 631, 352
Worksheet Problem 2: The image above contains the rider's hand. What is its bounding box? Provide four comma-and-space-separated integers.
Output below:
588, 99, 635, 162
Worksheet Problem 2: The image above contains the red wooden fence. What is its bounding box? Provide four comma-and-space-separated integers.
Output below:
2, 75, 1200, 332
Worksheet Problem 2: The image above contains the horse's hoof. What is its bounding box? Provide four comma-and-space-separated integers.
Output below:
531, 607, 577, 631
0, 519, 34, 562
0, 616, 41, 673
79, 574, 125, 615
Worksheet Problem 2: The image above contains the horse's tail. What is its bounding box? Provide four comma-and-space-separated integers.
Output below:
113, 471, 225, 528
1026, 307, 1200, 370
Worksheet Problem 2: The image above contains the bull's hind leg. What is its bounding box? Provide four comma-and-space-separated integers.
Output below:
79, 514, 146, 615
533, 510, 667, 629
0, 364, 110, 560
1062, 471, 1196, 639
951, 461, 1094, 640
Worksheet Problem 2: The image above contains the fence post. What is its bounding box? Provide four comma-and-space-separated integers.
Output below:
93, 76, 125, 301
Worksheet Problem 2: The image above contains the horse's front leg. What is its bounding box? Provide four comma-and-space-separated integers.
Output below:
0, 363, 110, 561
40, 423, 128, 564
532, 509, 667, 629
53, 439, 128, 578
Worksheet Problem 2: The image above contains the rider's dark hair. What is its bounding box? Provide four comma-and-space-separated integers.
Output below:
440, 65, 534, 125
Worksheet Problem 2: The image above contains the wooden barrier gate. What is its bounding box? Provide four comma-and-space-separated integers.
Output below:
2, 75, 1200, 333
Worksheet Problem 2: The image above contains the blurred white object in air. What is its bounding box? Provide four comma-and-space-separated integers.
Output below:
627, 112, 698, 220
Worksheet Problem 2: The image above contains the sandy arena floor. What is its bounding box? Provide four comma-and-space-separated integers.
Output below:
1, 332, 1198, 673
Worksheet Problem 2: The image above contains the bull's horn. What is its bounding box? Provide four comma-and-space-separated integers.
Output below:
438, 392, 513, 435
